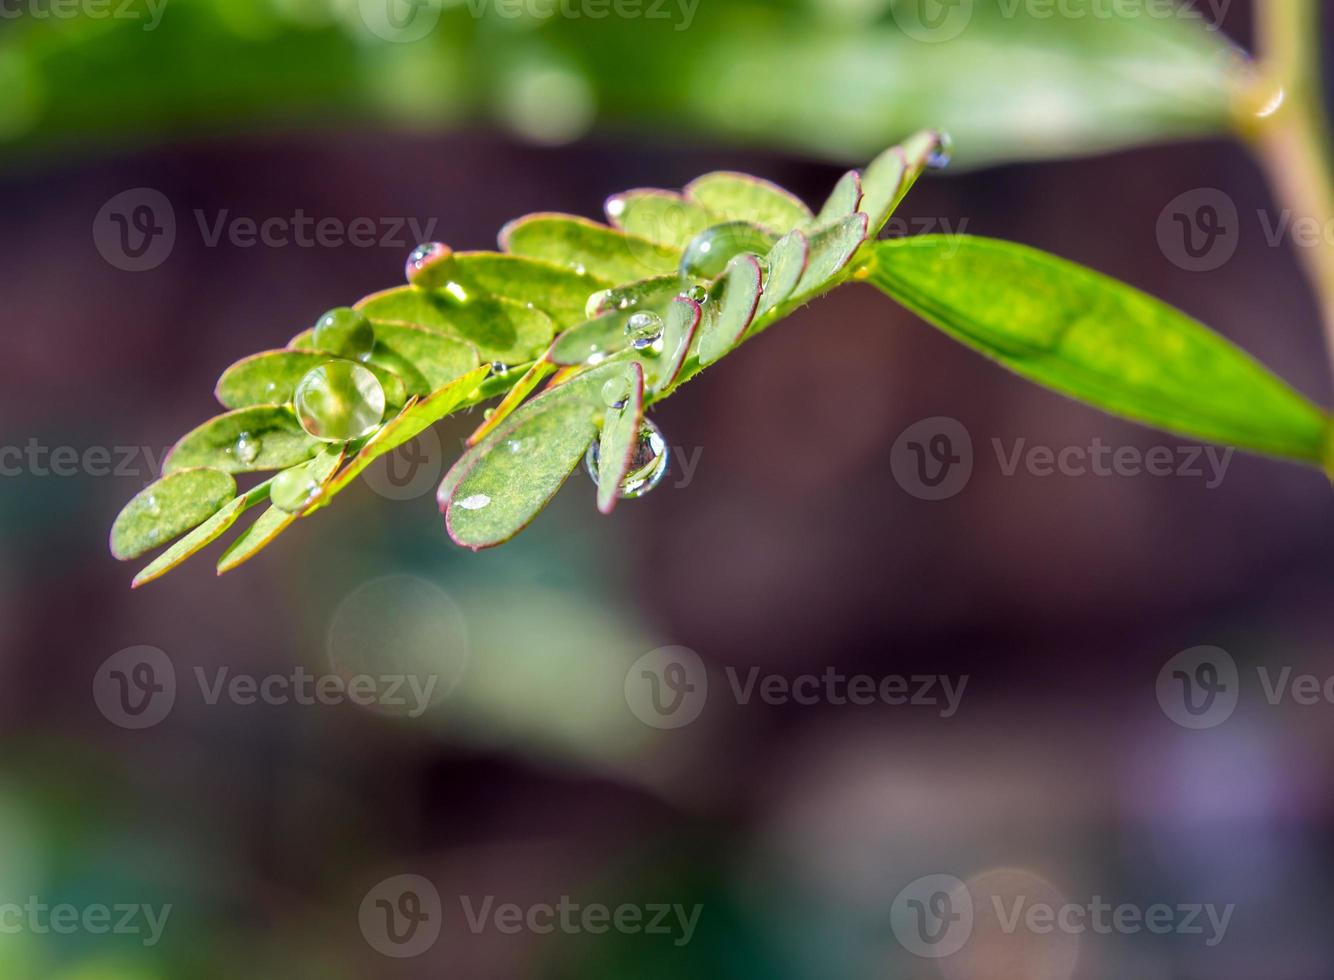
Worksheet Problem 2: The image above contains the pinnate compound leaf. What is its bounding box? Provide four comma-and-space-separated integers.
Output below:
216, 448, 344, 574
356, 288, 556, 366
165, 406, 320, 474
440, 362, 634, 550
605, 190, 712, 250
499, 213, 680, 282
597, 362, 646, 514
307, 366, 490, 511
869, 236, 1330, 462
132, 478, 274, 587
684, 172, 813, 231
699, 254, 763, 366
111, 467, 236, 561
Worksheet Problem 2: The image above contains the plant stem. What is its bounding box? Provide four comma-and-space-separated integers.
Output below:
1245, 0, 1334, 381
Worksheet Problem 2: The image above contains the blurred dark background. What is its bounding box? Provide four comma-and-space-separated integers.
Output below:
4, 0, 1334, 976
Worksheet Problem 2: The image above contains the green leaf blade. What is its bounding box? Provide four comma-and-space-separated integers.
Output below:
164, 406, 321, 474
499, 213, 680, 283
131, 478, 273, 587
869, 236, 1330, 463
685, 171, 813, 231
110, 467, 237, 561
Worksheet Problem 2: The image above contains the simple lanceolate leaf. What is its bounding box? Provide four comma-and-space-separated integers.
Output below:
499, 213, 681, 283
215, 350, 409, 409
110, 467, 236, 560
307, 366, 490, 511
597, 363, 646, 514
869, 236, 1330, 463
605, 190, 712, 250
165, 406, 321, 474
699, 255, 763, 366
131, 478, 274, 588
755, 230, 810, 319
685, 172, 813, 231
440, 361, 634, 550
356, 287, 555, 366
408, 251, 605, 330
216, 448, 344, 573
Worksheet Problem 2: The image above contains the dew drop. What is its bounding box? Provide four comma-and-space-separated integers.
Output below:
679, 222, 774, 281
405, 241, 451, 284
458, 493, 491, 510
294, 362, 386, 443
601, 377, 630, 409
684, 284, 709, 305
313, 307, 375, 361
584, 288, 611, 319
584, 418, 669, 499
926, 131, 954, 170
571, 262, 588, 276
270, 460, 322, 514
489, 361, 510, 377
625, 311, 664, 351
233, 432, 261, 466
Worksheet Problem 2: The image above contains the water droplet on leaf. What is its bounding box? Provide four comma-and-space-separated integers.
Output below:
458, 493, 491, 510
684, 284, 709, 304
601, 377, 630, 409
313, 307, 375, 361
294, 362, 386, 443
233, 432, 261, 465
584, 418, 669, 499
405, 241, 451, 283
625, 311, 664, 351
584, 289, 611, 319
489, 361, 510, 377
270, 460, 323, 514
926, 131, 954, 170
679, 222, 774, 281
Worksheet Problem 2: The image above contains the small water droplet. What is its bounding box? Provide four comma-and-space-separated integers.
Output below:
271, 460, 322, 514
584, 418, 669, 499
584, 289, 611, 319
625, 311, 664, 351
482, 408, 496, 420
489, 361, 509, 377
505, 438, 525, 454
601, 377, 630, 409
144, 493, 160, 516
679, 222, 773, 281
571, 262, 588, 276
586, 351, 607, 366
405, 241, 451, 283
926, 131, 954, 170
233, 432, 261, 465
618, 296, 635, 309
606, 195, 627, 219
294, 362, 386, 443
458, 493, 491, 510
684, 284, 709, 304
313, 307, 375, 361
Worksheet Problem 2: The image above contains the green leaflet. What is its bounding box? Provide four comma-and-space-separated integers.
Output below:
816, 171, 863, 224
500, 213, 681, 282
868, 236, 1330, 463
216, 448, 344, 573
412, 252, 605, 330
306, 366, 490, 511
367, 323, 480, 393
585, 275, 682, 319
605, 191, 712, 250
440, 362, 635, 550
790, 213, 869, 303
215, 350, 409, 409
110, 467, 236, 560
165, 406, 321, 474
698, 254, 763, 366
356, 288, 555, 366
684, 172, 813, 231
596, 363, 646, 514
755, 229, 810, 319
131, 478, 274, 587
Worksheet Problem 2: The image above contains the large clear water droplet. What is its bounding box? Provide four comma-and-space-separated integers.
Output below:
270, 459, 323, 514
684, 284, 709, 305
601, 376, 630, 409
679, 222, 774, 281
405, 241, 451, 284
294, 362, 386, 443
584, 418, 669, 499
584, 289, 611, 320
926, 131, 954, 170
625, 311, 664, 351
233, 432, 261, 466
313, 307, 375, 361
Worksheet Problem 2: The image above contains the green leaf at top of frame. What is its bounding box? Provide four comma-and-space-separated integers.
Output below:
355, 288, 556, 367
868, 235, 1330, 463
110, 467, 236, 561
164, 405, 321, 474
499, 213, 681, 283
